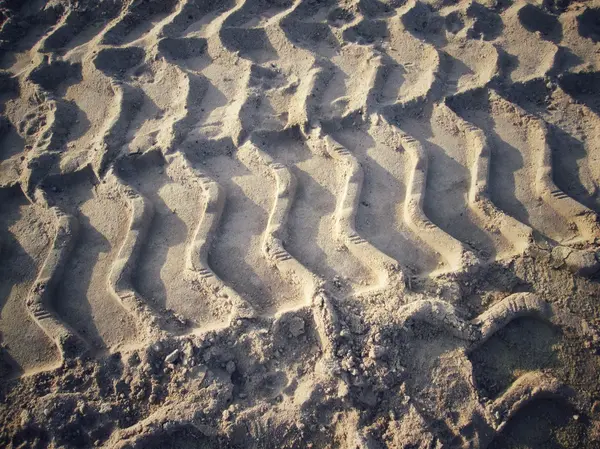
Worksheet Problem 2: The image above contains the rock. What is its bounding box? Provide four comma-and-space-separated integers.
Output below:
552, 247, 600, 277
369, 345, 387, 361
566, 250, 600, 277
226, 360, 236, 374
165, 349, 180, 364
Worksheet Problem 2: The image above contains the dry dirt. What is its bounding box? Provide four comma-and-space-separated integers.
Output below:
1, 0, 600, 447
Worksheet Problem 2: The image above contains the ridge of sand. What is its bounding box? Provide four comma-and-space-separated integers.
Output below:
1, 0, 600, 447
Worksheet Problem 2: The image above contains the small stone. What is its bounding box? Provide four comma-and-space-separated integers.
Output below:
20, 410, 31, 426
226, 360, 236, 374
566, 250, 600, 277
552, 246, 600, 277
369, 345, 387, 360
573, 414, 580, 421
165, 349, 180, 364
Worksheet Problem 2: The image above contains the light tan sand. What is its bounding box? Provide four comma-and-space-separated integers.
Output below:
1, 0, 600, 447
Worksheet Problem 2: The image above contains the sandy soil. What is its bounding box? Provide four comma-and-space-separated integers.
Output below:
1, 0, 600, 447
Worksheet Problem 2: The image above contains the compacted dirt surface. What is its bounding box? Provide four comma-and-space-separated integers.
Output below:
1, 0, 600, 447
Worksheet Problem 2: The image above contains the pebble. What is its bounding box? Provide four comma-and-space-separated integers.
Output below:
369, 345, 387, 360
165, 349, 180, 364
226, 360, 236, 374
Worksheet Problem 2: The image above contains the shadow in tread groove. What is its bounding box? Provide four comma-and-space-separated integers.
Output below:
118, 151, 232, 328
447, 90, 552, 238
497, 79, 600, 213
0, 187, 59, 377
101, 0, 179, 46
189, 147, 300, 314
323, 127, 440, 278
399, 107, 498, 261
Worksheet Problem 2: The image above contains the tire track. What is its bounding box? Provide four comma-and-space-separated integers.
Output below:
559, 7, 600, 74
496, 2, 559, 83
118, 151, 252, 331
386, 9, 440, 104
323, 133, 404, 293
526, 111, 600, 243
0, 186, 59, 377
45, 169, 142, 351
278, 129, 377, 294
449, 88, 578, 243
93, 80, 144, 176
319, 45, 385, 123
399, 129, 479, 273
218, 0, 293, 63
101, 0, 179, 46
325, 118, 441, 278
441, 100, 533, 256
491, 89, 599, 243
179, 155, 256, 323
287, 63, 333, 133
242, 139, 323, 303
365, 54, 403, 113
26, 196, 88, 359
159, 0, 236, 39
401, 104, 501, 261
198, 144, 302, 314
0, 6, 598, 448
106, 170, 166, 339
18, 86, 78, 198
38, 3, 121, 53
501, 77, 600, 212
0, 71, 22, 187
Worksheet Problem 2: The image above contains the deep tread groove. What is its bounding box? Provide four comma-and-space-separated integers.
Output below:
442, 100, 534, 254
240, 140, 323, 301
106, 172, 166, 339
179, 156, 256, 322
324, 134, 404, 292
399, 129, 479, 272
26, 202, 87, 359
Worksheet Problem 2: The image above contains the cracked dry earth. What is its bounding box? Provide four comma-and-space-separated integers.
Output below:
2, 0, 600, 448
